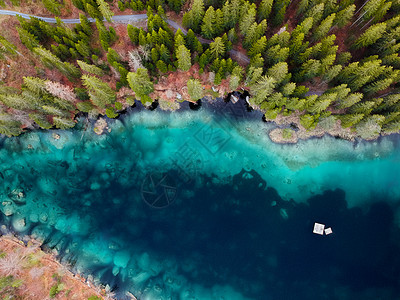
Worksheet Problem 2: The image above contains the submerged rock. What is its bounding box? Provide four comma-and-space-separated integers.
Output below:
12, 216, 27, 232
94, 118, 108, 135
112, 266, 120, 276
8, 188, 26, 204
2, 203, 15, 216
114, 250, 131, 268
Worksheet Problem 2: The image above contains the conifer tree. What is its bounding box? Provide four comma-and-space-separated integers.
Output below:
336, 92, 363, 109
354, 22, 387, 49
281, 82, 296, 96
339, 113, 364, 128
248, 36, 267, 57
361, 0, 385, 22
42, 0, 61, 16
17, 27, 39, 50
307, 93, 334, 114
128, 25, 140, 45
53, 116, 76, 129
0, 117, 23, 137
258, 0, 273, 22
176, 44, 191, 71
322, 65, 342, 82
305, 3, 324, 24
267, 62, 289, 84
292, 17, 314, 39
239, 4, 256, 34
272, 0, 289, 26
363, 78, 393, 94
82, 74, 116, 108
127, 68, 154, 101
229, 66, 244, 90
244, 22, 260, 49
355, 115, 385, 139
250, 76, 277, 105
182, 0, 204, 32
296, 59, 322, 82
86, 3, 102, 19
349, 101, 377, 114
23, 76, 47, 94
265, 45, 290, 65
33, 46, 62, 68
156, 60, 168, 73
313, 13, 336, 42
209, 37, 226, 59
215, 9, 224, 36
245, 66, 263, 86
297, 0, 309, 16
300, 114, 318, 130
0, 35, 17, 59
201, 6, 216, 39
96, 0, 114, 22
222, 0, 233, 29
75, 40, 90, 57
289, 33, 308, 60
335, 5, 355, 28
77, 60, 104, 76
230, 0, 241, 27
187, 79, 203, 101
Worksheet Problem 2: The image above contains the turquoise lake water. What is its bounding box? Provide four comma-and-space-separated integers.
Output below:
1, 98, 400, 299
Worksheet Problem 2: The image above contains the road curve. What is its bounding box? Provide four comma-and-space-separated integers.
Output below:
0, 9, 250, 63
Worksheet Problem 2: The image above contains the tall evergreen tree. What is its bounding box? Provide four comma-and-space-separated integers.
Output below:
354, 22, 387, 49
182, 0, 204, 32
360, 0, 385, 22
239, 3, 256, 34
82, 74, 116, 108
209, 37, 226, 59
187, 79, 203, 100
201, 6, 216, 39
335, 5, 355, 28
176, 44, 191, 71
267, 62, 289, 84
250, 76, 277, 105
312, 13, 336, 42
258, 0, 273, 22
96, 0, 114, 22
127, 68, 154, 101
77, 60, 104, 76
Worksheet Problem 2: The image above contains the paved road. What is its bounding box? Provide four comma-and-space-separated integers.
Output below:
0, 9, 250, 63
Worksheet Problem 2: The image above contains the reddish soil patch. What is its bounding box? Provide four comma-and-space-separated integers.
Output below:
151, 64, 233, 103
0, 236, 108, 300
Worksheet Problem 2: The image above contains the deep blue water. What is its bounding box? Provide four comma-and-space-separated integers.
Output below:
1, 99, 400, 299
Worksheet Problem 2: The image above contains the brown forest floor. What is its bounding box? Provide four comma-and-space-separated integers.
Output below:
0, 235, 109, 300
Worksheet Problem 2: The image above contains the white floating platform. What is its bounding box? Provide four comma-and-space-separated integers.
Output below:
313, 223, 333, 236
313, 223, 325, 235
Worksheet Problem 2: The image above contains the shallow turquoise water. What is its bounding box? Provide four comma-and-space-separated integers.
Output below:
1, 99, 400, 299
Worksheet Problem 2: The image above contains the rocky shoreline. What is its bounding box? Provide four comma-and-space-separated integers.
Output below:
0, 234, 120, 300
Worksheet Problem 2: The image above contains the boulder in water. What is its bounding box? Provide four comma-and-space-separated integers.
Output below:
12, 216, 27, 232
